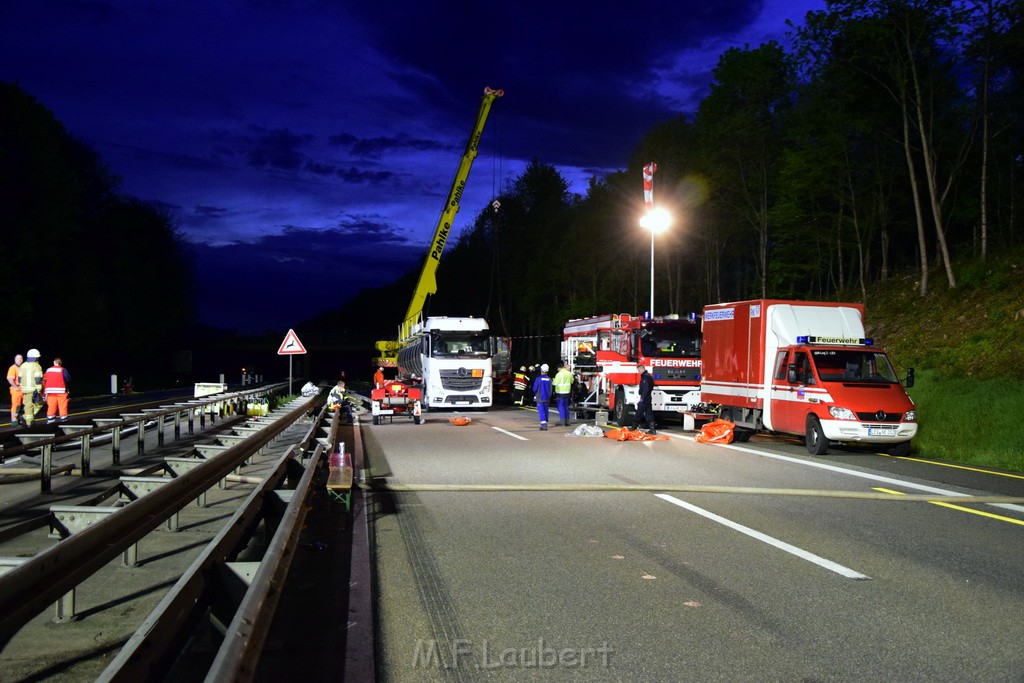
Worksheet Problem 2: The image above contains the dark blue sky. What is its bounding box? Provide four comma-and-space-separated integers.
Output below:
1, 0, 821, 333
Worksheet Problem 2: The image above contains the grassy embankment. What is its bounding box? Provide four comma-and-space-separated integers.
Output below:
863, 249, 1024, 471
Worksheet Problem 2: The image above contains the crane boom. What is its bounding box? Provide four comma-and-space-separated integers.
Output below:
374, 87, 503, 366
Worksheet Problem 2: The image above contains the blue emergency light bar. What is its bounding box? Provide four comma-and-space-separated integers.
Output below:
797, 336, 873, 346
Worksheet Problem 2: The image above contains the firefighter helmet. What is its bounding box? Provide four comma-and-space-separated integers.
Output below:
27, 348, 40, 359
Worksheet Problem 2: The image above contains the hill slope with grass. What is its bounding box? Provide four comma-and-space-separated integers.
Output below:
858, 248, 1024, 470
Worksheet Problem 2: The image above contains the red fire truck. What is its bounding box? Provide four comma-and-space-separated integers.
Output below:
561, 313, 711, 427
700, 299, 917, 455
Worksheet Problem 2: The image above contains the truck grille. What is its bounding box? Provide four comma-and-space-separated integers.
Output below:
855, 410, 902, 422
440, 369, 483, 391
655, 367, 701, 382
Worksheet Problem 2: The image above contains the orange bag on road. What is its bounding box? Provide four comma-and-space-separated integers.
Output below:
695, 419, 735, 445
604, 428, 669, 442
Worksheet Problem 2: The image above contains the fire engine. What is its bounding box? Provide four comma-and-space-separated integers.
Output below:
561, 313, 711, 427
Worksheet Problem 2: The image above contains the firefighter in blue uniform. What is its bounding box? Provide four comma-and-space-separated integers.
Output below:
532, 364, 552, 430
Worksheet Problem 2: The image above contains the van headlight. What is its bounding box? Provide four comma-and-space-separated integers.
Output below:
828, 406, 857, 420
903, 410, 916, 422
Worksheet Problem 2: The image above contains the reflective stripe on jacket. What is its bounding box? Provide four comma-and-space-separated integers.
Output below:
552, 369, 573, 395
18, 362, 43, 391
43, 366, 69, 394
532, 374, 553, 403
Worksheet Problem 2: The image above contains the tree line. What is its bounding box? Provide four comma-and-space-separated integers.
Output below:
419, 0, 1021, 360
0, 82, 193, 391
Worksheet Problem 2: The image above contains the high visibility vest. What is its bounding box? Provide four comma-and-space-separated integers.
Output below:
513, 372, 528, 390
18, 361, 43, 391
7, 364, 20, 388
43, 366, 69, 394
552, 369, 573, 395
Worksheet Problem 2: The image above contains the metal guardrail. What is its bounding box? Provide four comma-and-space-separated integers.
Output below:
2, 382, 289, 492
205, 406, 341, 682
95, 399, 337, 681
0, 394, 318, 651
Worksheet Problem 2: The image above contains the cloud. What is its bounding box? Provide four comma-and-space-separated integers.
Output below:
186, 224, 422, 333
242, 125, 314, 170
0, 0, 825, 332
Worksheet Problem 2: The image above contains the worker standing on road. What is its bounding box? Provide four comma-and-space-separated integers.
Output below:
373, 366, 385, 389
552, 363, 574, 427
18, 349, 44, 427
511, 366, 529, 406
630, 362, 657, 435
42, 357, 71, 424
532, 364, 552, 431
7, 353, 24, 426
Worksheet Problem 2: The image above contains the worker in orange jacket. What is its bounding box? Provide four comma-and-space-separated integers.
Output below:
373, 366, 385, 389
7, 353, 24, 426
42, 356, 71, 424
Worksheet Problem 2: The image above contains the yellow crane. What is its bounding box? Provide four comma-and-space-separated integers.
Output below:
374, 87, 503, 367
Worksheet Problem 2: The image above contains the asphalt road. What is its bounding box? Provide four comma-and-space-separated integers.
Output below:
365, 406, 1024, 682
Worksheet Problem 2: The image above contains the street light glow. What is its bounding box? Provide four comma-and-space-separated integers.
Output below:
639, 207, 672, 318
640, 207, 672, 234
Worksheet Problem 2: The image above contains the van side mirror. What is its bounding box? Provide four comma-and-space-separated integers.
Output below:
787, 363, 798, 383
905, 367, 915, 388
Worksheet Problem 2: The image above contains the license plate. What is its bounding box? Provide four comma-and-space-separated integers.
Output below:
868, 427, 896, 436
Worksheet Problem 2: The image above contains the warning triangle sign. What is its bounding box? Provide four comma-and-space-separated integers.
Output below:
277, 329, 307, 355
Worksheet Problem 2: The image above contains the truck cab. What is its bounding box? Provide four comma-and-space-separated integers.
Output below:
767, 337, 917, 454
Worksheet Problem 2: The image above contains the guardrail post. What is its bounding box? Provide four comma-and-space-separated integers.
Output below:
41, 443, 52, 493
121, 414, 148, 455
60, 425, 93, 477
145, 411, 166, 448
81, 433, 91, 477
137, 417, 145, 454
0, 560, 75, 624
55, 590, 75, 623
93, 420, 123, 464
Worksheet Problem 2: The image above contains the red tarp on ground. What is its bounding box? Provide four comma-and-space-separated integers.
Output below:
604, 428, 670, 441
694, 418, 736, 444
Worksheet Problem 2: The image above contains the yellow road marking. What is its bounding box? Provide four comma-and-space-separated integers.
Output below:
879, 453, 1024, 481
375, 483, 1024, 504
872, 487, 1024, 527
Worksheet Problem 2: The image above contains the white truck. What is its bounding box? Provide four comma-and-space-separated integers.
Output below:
397, 316, 497, 410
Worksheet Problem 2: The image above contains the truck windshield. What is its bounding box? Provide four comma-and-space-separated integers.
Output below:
430, 332, 491, 359
811, 349, 900, 383
639, 326, 701, 359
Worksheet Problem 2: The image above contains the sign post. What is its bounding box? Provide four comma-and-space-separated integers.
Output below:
277, 328, 307, 395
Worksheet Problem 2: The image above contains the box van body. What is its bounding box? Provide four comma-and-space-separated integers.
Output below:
700, 300, 917, 455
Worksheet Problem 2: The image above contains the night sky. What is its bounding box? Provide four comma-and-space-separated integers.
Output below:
2, 0, 822, 333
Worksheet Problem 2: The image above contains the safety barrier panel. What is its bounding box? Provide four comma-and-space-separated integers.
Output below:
0, 394, 319, 651
6, 382, 290, 493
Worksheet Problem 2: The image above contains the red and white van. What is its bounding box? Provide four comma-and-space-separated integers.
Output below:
700, 300, 917, 455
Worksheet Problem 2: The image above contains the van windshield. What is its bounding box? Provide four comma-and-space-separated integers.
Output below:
811, 349, 900, 383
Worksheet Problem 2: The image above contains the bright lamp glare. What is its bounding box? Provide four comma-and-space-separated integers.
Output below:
640, 207, 672, 234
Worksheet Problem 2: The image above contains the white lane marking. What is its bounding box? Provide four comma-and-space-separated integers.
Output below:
656, 493, 871, 580
677, 434, 1024, 516
491, 426, 529, 441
